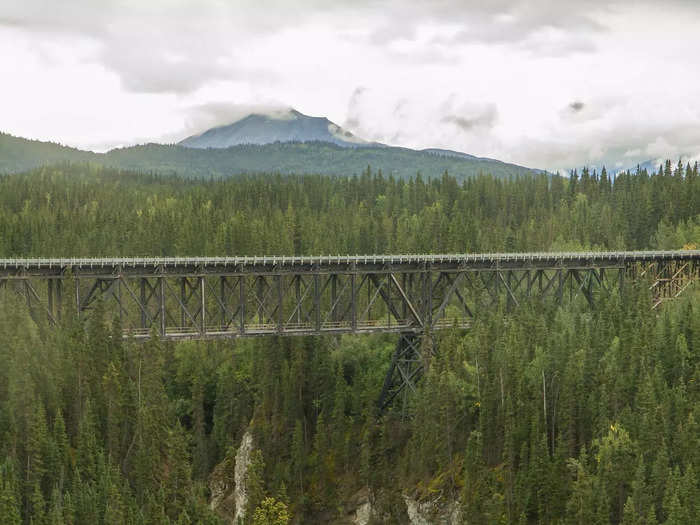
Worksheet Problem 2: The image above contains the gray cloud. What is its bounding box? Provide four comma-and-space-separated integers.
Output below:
100, 49, 227, 94
345, 117, 361, 130
441, 105, 498, 131
364, 0, 700, 58
0, 0, 313, 94
559, 97, 623, 126
344, 86, 367, 131
438, 94, 498, 133
368, 23, 417, 46
3, 0, 699, 96
445, 11, 603, 50
511, 120, 700, 173
362, 0, 614, 55
392, 99, 408, 117
178, 102, 292, 140
3, 0, 700, 171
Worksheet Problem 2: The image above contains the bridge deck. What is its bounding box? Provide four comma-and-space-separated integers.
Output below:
1, 250, 698, 275
0, 250, 696, 339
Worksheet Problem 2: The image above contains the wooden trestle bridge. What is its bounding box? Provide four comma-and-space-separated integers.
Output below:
1, 250, 698, 408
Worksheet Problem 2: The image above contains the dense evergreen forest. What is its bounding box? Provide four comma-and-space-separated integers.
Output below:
0, 161, 698, 524
0, 160, 697, 257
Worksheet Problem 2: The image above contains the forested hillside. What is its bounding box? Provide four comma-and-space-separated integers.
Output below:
0, 133, 94, 173
0, 132, 536, 180
0, 162, 698, 524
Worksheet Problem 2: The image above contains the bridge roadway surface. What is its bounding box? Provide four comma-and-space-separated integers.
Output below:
0, 250, 697, 340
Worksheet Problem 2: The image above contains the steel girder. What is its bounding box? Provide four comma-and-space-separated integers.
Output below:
0, 253, 697, 410
0, 256, 696, 338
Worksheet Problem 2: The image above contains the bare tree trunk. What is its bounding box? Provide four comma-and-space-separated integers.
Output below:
475, 354, 481, 400
542, 369, 547, 441
499, 368, 505, 409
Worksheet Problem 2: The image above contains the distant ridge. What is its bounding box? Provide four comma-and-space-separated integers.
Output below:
0, 110, 542, 180
0, 132, 94, 169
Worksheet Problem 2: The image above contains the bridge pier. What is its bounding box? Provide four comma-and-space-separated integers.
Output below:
378, 332, 430, 411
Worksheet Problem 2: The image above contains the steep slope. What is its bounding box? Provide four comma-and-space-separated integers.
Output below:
179, 109, 370, 149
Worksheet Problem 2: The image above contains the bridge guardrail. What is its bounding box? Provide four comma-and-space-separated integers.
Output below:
1, 250, 698, 270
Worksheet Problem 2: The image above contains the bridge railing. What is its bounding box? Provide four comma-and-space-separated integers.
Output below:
0, 250, 698, 271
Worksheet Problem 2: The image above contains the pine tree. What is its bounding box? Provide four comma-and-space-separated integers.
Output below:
46, 485, 65, 525
162, 423, 193, 520
25, 402, 49, 492
565, 448, 600, 525
29, 481, 46, 525
245, 449, 266, 525
103, 479, 125, 525
0, 478, 21, 525
290, 420, 305, 501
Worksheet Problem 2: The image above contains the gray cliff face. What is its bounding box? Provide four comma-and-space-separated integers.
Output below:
180, 109, 370, 149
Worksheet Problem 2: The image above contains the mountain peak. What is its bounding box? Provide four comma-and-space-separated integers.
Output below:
179, 109, 368, 149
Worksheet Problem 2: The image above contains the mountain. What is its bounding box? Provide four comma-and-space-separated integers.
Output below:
180, 109, 372, 149
0, 115, 541, 180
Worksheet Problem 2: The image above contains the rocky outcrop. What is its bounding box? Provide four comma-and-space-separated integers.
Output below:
209, 454, 235, 521
405, 496, 431, 525
211, 439, 462, 525
233, 431, 254, 524
403, 495, 462, 525
348, 487, 372, 524
353, 501, 372, 525
209, 430, 254, 524
341, 488, 461, 524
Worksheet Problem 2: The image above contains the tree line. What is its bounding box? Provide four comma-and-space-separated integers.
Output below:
0, 161, 697, 258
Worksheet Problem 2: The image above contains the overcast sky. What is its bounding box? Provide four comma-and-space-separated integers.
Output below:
2, 0, 700, 172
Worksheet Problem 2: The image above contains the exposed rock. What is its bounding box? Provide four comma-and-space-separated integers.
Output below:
353, 501, 372, 525
403, 495, 462, 525
234, 430, 254, 524
210, 437, 464, 525
209, 454, 235, 521
208, 429, 254, 524
334, 487, 372, 525
342, 487, 463, 524
405, 496, 431, 525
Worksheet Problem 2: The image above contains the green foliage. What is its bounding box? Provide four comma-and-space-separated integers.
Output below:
0, 477, 21, 525
0, 161, 696, 257
0, 163, 697, 524
252, 497, 291, 525
245, 450, 266, 525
